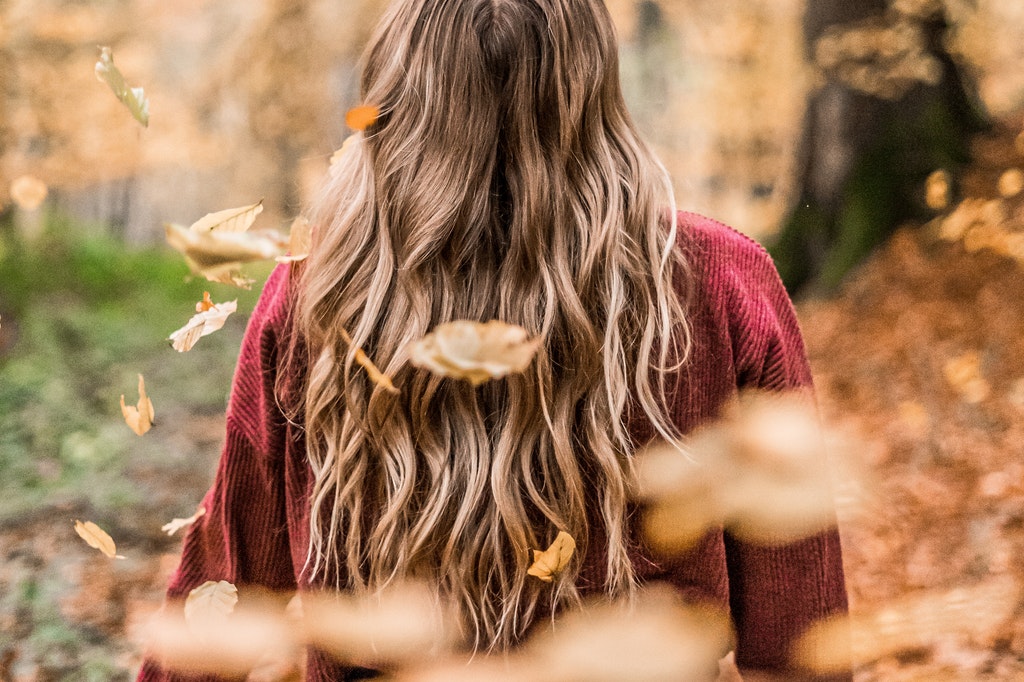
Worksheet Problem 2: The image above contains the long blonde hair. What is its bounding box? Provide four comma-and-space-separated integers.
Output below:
296, 0, 691, 651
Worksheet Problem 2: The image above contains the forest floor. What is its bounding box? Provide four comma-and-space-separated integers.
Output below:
4, 122, 1024, 680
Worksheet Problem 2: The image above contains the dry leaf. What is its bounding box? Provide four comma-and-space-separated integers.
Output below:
74, 520, 125, 559
330, 135, 358, 169
345, 105, 379, 131
794, 576, 1020, 673
527, 530, 576, 583
162, 506, 206, 536
144, 609, 293, 677
301, 583, 452, 667
998, 168, 1024, 198
185, 580, 238, 628
121, 373, 155, 436
276, 216, 311, 263
10, 175, 48, 211
409, 321, 542, 386
340, 328, 399, 395
925, 169, 950, 210
168, 293, 238, 352
164, 201, 286, 287
95, 46, 149, 127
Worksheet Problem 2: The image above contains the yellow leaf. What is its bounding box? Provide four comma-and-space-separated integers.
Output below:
275, 216, 311, 263
121, 373, 155, 436
345, 105, 379, 131
94, 46, 149, 127
188, 200, 264, 234
10, 175, 48, 211
74, 519, 124, 559
162, 506, 207, 536
169, 294, 238, 352
409, 320, 542, 386
185, 580, 238, 628
527, 530, 576, 583
340, 328, 399, 395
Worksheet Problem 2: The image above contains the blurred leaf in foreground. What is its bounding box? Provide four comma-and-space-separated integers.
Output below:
74, 519, 125, 559
185, 580, 238, 629
345, 105, 379, 131
121, 373, 155, 436
168, 292, 238, 352
10, 175, 48, 211
95, 46, 150, 127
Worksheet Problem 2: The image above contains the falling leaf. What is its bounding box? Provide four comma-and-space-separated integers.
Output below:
162, 506, 207, 536
169, 293, 238, 352
164, 201, 286, 287
527, 530, 576, 583
275, 216, 311, 263
10, 175, 48, 211
121, 373, 155, 436
998, 168, 1024, 198
74, 520, 125, 559
185, 580, 238, 629
925, 169, 950, 210
94, 46, 149, 127
340, 328, 399, 395
188, 200, 264, 234
345, 105, 379, 131
409, 321, 542, 386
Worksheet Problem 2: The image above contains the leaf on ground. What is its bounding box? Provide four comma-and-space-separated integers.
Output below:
169, 293, 238, 352
10, 175, 48, 211
527, 530, 576, 583
276, 216, 311, 263
95, 46, 150, 127
185, 580, 238, 628
121, 373, 155, 436
409, 320, 542, 386
345, 105, 379, 131
162, 506, 207, 536
74, 520, 125, 559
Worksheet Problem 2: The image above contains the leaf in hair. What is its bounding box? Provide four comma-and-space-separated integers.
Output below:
527, 531, 576, 583
345, 105, 379, 131
121, 373, 155, 436
408, 320, 542, 386
340, 328, 399, 395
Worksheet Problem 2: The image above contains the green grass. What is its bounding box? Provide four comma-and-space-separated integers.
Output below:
0, 213, 271, 524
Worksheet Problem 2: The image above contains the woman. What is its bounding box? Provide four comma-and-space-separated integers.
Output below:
141, 0, 847, 679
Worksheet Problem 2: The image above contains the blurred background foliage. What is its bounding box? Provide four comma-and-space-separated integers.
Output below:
1, 0, 1024, 680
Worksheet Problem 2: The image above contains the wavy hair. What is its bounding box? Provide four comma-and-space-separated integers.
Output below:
296, 0, 691, 651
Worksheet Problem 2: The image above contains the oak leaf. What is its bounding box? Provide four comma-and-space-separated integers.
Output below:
95, 46, 150, 127
527, 531, 576, 583
409, 321, 541, 386
121, 373, 155, 436
74, 520, 125, 559
168, 293, 238, 352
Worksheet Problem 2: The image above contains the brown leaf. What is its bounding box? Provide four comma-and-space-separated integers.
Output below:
409, 321, 542, 386
345, 105, 379, 131
74, 520, 124, 559
121, 373, 155, 436
185, 580, 238, 628
275, 216, 311, 263
162, 506, 206, 537
168, 294, 238, 352
527, 530, 576, 583
340, 328, 399, 395
10, 175, 48, 211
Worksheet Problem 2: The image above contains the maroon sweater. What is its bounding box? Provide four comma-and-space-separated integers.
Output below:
139, 212, 848, 680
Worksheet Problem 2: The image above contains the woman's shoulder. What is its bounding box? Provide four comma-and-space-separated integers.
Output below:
249, 263, 296, 334
675, 210, 776, 279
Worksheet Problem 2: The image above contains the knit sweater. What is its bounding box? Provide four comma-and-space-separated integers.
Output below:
138, 212, 848, 681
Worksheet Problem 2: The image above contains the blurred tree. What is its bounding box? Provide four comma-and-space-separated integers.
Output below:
771, 0, 990, 295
